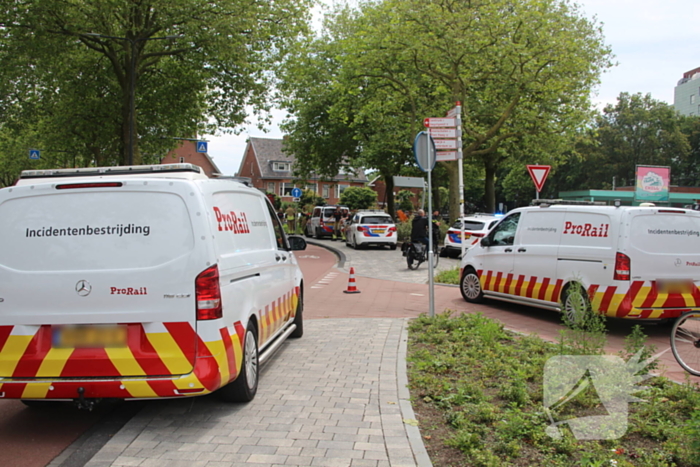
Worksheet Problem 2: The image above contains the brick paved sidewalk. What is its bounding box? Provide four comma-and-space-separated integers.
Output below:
83, 319, 431, 467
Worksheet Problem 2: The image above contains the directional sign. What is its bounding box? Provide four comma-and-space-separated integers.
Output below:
29, 149, 41, 160
434, 139, 458, 150
423, 117, 456, 128
436, 151, 459, 162
429, 128, 457, 138
291, 187, 302, 198
196, 141, 208, 153
527, 165, 551, 192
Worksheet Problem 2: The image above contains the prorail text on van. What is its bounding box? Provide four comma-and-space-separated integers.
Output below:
213, 207, 251, 234
562, 222, 609, 237
110, 287, 148, 295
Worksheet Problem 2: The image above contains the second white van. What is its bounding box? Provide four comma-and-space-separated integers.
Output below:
460, 203, 700, 321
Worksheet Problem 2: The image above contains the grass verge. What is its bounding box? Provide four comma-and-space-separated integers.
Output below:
435, 267, 460, 285
407, 311, 700, 467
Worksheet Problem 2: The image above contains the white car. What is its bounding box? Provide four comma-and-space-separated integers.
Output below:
345, 211, 397, 249
441, 214, 502, 258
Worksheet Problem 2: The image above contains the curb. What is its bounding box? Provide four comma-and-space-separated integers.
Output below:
306, 238, 347, 269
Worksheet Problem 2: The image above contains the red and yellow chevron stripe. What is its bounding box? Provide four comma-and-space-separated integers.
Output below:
0, 286, 300, 401
477, 270, 700, 319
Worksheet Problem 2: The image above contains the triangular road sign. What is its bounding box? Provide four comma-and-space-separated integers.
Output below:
527, 165, 551, 192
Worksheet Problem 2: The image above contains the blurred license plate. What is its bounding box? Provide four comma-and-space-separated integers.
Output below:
53, 325, 127, 348
462, 233, 472, 239
371, 229, 384, 234
657, 280, 693, 294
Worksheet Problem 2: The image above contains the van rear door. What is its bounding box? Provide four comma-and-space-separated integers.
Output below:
0, 180, 201, 378
626, 209, 700, 304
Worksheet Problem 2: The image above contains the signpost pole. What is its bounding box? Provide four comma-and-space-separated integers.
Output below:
455, 102, 465, 258
426, 135, 435, 318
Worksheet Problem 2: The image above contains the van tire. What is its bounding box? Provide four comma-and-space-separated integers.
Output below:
460, 268, 484, 303
291, 291, 304, 338
218, 323, 259, 402
562, 283, 592, 327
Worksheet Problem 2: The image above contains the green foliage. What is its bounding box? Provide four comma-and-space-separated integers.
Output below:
396, 190, 416, 212
434, 267, 460, 285
299, 189, 324, 208
407, 311, 700, 466
339, 186, 377, 210
265, 192, 281, 210
0, 0, 311, 171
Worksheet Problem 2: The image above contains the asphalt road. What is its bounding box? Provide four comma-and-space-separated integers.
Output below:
318, 237, 461, 284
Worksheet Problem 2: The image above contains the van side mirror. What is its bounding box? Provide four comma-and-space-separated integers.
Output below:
287, 235, 307, 251
480, 237, 492, 247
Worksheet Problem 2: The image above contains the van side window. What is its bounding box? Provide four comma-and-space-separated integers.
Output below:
488, 213, 520, 246
264, 199, 288, 250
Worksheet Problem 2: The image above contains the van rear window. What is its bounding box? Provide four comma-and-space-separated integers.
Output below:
0, 192, 194, 271
630, 214, 700, 254
323, 208, 336, 218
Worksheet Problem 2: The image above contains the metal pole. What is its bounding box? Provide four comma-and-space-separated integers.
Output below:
426, 134, 435, 318
456, 102, 465, 258
128, 38, 136, 166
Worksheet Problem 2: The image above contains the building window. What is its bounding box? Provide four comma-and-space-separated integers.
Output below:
691, 94, 696, 104
304, 183, 317, 194
267, 182, 275, 193
280, 182, 295, 197
336, 184, 350, 198
322, 184, 330, 198
272, 162, 290, 172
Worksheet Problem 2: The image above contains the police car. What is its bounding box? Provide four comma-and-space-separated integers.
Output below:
345, 211, 397, 249
441, 214, 502, 258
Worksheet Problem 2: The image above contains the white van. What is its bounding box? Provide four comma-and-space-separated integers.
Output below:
0, 164, 306, 407
459, 203, 700, 321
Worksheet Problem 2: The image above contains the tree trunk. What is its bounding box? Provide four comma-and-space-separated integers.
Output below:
383, 172, 395, 218
484, 158, 497, 213
447, 160, 460, 222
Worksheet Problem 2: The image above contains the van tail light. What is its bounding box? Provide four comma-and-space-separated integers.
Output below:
614, 252, 631, 281
195, 265, 222, 320
320, 219, 325, 226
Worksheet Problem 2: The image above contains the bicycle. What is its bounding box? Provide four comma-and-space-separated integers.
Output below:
670, 311, 700, 376
405, 239, 439, 270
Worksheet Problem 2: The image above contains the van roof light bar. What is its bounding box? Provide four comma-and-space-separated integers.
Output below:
531, 199, 607, 207
20, 163, 202, 179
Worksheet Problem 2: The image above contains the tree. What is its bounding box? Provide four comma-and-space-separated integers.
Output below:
339, 187, 377, 211
0, 0, 311, 165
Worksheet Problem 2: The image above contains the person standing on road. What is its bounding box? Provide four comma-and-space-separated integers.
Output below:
432, 210, 441, 250
332, 207, 342, 241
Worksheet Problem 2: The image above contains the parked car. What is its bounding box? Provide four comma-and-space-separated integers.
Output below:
0, 163, 307, 407
441, 214, 502, 258
305, 205, 349, 239
345, 211, 397, 249
459, 203, 700, 322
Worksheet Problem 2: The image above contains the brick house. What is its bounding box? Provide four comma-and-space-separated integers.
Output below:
235, 137, 367, 204
160, 140, 221, 178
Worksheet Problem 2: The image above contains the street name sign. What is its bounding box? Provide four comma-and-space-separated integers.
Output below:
527, 165, 551, 192
436, 151, 459, 162
423, 117, 456, 128
434, 139, 458, 150
428, 128, 457, 138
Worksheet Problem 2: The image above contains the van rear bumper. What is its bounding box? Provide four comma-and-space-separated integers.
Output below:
0, 358, 228, 400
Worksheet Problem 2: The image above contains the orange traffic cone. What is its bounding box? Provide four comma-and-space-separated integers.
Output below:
343, 267, 361, 294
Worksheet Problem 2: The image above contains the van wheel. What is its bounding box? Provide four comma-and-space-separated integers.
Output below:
291, 290, 303, 338
460, 268, 484, 303
562, 283, 592, 327
218, 323, 259, 402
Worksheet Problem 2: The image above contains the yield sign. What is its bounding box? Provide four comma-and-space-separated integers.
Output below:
527, 165, 551, 192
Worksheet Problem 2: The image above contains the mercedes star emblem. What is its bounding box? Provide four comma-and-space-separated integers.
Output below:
76, 280, 92, 297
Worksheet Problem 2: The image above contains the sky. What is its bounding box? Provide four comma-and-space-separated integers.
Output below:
203, 0, 700, 176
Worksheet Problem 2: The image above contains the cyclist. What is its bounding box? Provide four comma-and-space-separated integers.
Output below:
410, 210, 429, 253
